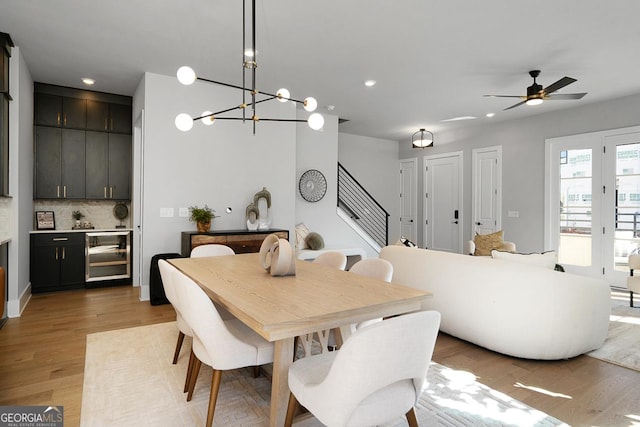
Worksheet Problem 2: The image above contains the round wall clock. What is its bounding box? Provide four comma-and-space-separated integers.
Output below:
299, 169, 327, 202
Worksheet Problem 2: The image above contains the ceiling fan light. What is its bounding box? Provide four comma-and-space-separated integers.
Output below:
177, 66, 196, 85
412, 128, 434, 148
526, 98, 544, 106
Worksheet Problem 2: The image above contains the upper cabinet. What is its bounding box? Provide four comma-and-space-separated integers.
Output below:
86, 100, 132, 134
35, 93, 87, 129
34, 83, 132, 200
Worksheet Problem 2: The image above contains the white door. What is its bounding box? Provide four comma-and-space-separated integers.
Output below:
472, 146, 501, 235
545, 125, 640, 286
399, 159, 417, 244
424, 152, 463, 252
133, 112, 144, 291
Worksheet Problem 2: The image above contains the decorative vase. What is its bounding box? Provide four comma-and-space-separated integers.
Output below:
196, 221, 211, 233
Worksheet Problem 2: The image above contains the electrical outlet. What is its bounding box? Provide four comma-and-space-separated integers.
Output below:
179, 207, 189, 217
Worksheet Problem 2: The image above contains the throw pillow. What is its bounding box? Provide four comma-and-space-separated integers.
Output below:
491, 250, 558, 270
295, 223, 310, 250
399, 236, 417, 247
473, 230, 503, 256
305, 232, 325, 250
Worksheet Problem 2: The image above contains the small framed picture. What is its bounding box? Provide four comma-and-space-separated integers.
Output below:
35, 211, 55, 230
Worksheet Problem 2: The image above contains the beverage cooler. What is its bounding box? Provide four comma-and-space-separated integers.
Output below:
86, 231, 131, 283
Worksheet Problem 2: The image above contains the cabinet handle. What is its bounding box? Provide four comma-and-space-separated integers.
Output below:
104, 117, 108, 130
57, 113, 60, 126
62, 247, 66, 260
104, 187, 107, 198
57, 185, 60, 198
110, 118, 113, 130
110, 187, 113, 198
52, 237, 68, 242
55, 247, 59, 261
63, 185, 67, 198
64, 113, 67, 126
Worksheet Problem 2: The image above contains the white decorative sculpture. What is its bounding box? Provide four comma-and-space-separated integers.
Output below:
245, 203, 259, 231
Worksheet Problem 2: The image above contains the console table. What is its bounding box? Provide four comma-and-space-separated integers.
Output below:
181, 229, 289, 257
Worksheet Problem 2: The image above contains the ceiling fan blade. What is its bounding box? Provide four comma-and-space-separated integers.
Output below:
543, 76, 577, 95
504, 100, 527, 110
483, 95, 525, 98
546, 93, 588, 100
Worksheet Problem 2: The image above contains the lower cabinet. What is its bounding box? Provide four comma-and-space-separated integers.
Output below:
30, 233, 85, 293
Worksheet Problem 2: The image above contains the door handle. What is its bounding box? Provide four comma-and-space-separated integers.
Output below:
410, 219, 414, 223
451, 220, 459, 224
475, 222, 482, 225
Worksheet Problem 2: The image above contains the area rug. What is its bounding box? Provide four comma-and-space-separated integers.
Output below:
587, 303, 640, 371
81, 322, 568, 426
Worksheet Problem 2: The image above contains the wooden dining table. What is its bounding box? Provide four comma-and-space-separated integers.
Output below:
169, 252, 431, 427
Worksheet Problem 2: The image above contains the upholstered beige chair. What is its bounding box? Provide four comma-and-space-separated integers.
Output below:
628, 254, 640, 307
313, 251, 348, 270
190, 244, 235, 257
285, 310, 441, 427
349, 258, 393, 330
158, 260, 192, 366
174, 270, 274, 427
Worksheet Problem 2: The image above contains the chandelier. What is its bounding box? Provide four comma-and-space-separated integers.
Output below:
174, 0, 324, 134
412, 128, 434, 148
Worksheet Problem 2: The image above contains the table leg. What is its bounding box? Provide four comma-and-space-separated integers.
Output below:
270, 337, 294, 427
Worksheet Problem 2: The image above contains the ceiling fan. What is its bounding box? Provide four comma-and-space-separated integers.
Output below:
484, 70, 587, 110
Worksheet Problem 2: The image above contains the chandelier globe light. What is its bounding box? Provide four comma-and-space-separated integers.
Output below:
174, 0, 323, 134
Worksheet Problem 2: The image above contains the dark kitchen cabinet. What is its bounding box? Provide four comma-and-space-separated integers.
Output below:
30, 233, 85, 293
34, 126, 85, 199
86, 100, 131, 134
85, 131, 131, 200
35, 93, 86, 128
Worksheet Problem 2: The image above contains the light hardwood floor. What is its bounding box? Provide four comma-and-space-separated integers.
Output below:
1, 286, 639, 427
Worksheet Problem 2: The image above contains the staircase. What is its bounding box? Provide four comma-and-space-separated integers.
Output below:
337, 162, 390, 252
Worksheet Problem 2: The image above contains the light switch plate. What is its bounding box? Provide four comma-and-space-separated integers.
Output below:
507, 210, 519, 218
160, 208, 174, 218
179, 207, 189, 217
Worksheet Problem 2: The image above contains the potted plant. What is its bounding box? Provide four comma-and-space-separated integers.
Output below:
72, 210, 84, 228
189, 205, 217, 232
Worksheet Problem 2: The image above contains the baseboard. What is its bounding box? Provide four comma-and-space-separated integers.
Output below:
8, 282, 31, 318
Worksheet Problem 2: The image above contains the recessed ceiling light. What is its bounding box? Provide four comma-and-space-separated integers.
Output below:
82, 78, 95, 85
486, 113, 495, 118
364, 80, 376, 87
440, 116, 476, 122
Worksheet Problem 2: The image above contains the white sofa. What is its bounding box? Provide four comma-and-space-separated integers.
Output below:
379, 245, 611, 360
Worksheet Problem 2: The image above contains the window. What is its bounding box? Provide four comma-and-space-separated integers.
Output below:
0, 32, 13, 196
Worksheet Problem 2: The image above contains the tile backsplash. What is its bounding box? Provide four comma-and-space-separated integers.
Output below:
33, 200, 132, 230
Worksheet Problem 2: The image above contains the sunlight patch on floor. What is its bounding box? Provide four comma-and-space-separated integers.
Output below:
514, 382, 572, 399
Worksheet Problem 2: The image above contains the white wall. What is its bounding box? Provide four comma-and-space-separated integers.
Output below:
6, 47, 33, 316
136, 72, 297, 298
338, 133, 400, 245
399, 92, 640, 252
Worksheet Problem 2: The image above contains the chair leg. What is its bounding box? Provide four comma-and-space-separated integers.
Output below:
631, 291, 634, 308
406, 407, 419, 427
205, 370, 223, 427
172, 331, 185, 364
186, 356, 202, 401
252, 366, 261, 378
184, 348, 196, 393
284, 392, 298, 427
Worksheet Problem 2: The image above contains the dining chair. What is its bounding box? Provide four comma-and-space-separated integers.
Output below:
173, 270, 275, 427
313, 251, 347, 270
190, 244, 235, 257
349, 258, 394, 330
285, 310, 441, 427
297, 252, 349, 357
158, 260, 193, 366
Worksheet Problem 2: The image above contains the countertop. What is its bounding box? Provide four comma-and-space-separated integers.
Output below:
30, 228, 133, 234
